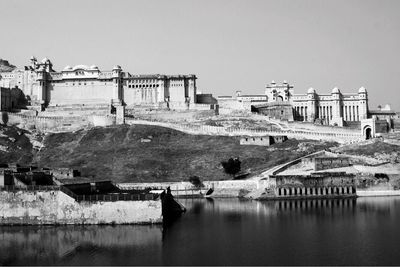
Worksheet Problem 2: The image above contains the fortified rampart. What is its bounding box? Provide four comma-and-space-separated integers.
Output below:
0, 188, 162, 225
126, 118, 363, 143
2, 112, 117, 131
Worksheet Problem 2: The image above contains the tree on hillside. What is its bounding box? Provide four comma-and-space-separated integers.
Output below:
188, 175, 204, 188
221, 157, 241, 177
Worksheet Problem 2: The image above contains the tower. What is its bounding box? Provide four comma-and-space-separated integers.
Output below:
187, 75, 197, 104
265, 80, 294, 102
112, 65, 123, 105
358, 87, 368, 120
331, 87, 341, 118
306, 87, 317, 122
36, 68, 47, 110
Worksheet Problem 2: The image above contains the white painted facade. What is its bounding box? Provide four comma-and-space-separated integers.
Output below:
0, 57, 197, 110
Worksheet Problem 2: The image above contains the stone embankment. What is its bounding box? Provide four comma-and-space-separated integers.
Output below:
119, 180, 273, 198
118, 180, 400, 199
2, 112, 117, 132
0, 187, 162, 225
357, 190, 400, 197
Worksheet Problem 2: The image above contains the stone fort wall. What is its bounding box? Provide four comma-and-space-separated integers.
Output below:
125, 118, 363, 143
0, 189, 162, 225
2, 112, 116, 132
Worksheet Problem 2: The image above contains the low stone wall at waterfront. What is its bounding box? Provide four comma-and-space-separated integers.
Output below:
0, 190, 162, 225
357, 190, 400, 197
118, 179, 274, 198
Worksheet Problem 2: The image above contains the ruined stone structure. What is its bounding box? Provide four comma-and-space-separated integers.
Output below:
239, 135, 287, 146
313, 157, 350, 171
0, 57, 200, 112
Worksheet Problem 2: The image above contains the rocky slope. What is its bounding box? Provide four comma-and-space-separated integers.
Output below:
33, 124, 337, 183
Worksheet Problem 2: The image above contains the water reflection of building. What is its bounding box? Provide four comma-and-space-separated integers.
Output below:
275, 198, 357, 212
181, 198, 278, 217
0, 225, 162, 265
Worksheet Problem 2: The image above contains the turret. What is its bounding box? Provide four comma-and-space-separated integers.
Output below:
187, 75, 197, 104
329, 87, 342, 124
306, 87, 317, 122
358, 87, 368, 120
30, 56, 37, 69
36, 68, 47, 109
112, 65, 122, 103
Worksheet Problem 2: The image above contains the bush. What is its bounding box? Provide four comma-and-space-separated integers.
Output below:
221, 157, 241, 176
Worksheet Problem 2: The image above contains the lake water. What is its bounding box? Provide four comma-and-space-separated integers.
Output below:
1, 197, 400, 265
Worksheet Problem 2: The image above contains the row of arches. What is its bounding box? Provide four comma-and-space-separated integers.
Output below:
277, 186, 356, 197
343, 105, 360, 121
294, 106, 308, 121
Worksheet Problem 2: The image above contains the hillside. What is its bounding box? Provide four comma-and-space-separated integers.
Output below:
333, 140, 400, 163
3, 123, 400, 184
33, 124, 338, 183
0, 59, 16, 72
0, 125, 33, 165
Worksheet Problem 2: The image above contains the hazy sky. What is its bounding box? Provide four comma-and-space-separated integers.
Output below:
1, 0, 399, 110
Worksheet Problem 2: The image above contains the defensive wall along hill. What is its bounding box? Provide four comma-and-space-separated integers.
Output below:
2, 112, 118, 131
1, 109, 364, 143
125, 118, 363, 143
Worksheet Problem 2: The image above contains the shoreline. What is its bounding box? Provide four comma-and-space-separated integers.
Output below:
356, 190, 400, 197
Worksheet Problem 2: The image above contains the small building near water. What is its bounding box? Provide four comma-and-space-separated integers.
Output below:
269, 172, 356, 199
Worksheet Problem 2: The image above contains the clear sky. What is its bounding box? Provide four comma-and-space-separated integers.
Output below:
1, 0, 399, 110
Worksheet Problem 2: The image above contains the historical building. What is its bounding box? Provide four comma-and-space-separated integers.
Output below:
0, 57, 200, 111
219, 80, 369, 127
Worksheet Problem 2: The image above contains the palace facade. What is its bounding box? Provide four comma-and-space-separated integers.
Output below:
0, 57, 198, 110
219, 80, 369, 126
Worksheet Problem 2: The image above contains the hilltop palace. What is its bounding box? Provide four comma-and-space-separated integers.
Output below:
218, 80, 398, 133
0, 57, 204, 111
0, 57, 398, 138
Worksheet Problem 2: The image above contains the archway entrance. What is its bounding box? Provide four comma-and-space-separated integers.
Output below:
364, 126, 372, 140
277, 95, 284, 102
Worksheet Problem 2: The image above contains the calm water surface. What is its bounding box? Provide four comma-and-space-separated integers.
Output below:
1, 197, 400, 265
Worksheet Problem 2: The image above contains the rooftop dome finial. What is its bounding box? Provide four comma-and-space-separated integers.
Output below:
332, 87, 340, 94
